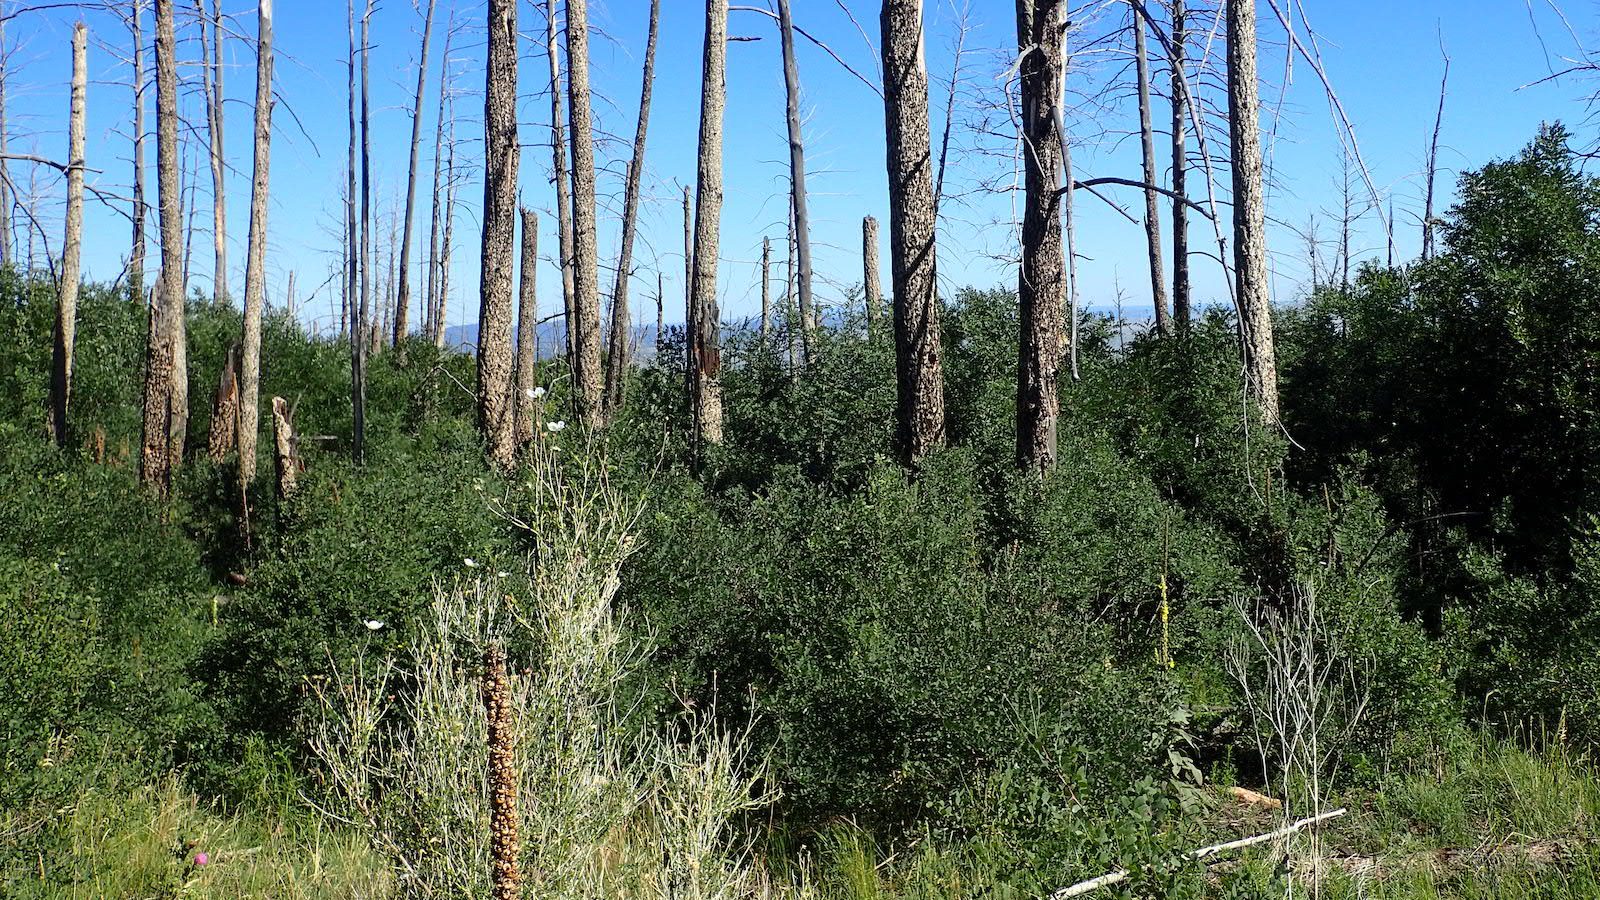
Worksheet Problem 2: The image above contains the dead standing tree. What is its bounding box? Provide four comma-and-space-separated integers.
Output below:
1132, 1, 1169, 335
49, 23, 87, 449
197, 0, 227, 303
141, 0, 189, 493
393, 0, 439, 348
478, 0, 520, 469
688, 0, 728, 450
564, 0, 605, 430
881, 0, 945, 466
1226, 0, 1279, 424
546, 0, 576, 367
1015, 0, 1066, 472
602, 0, 661, 422
514, 207, 538, 447
237, 0, 274, 491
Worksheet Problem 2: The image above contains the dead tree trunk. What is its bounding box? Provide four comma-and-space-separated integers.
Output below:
863, 214, 881, 338
602, 0, 660, 421
238, 0, 274, 487
199, 0, 228, 303
1225, 0, 1279, 424
208, 342, 239, 459
425, 19, 455, 340
760, 235, 771, 344
269, 396, 297, 498
546, 0, 576, 368
355, 0, 374, 462
1422, 48, 1448, 262
478, 0, 520, 469
142, 0, 188, 492
515, 207, 539, 446
881, 0, 945, 465
394, 0, 438, 347
1133, 2, 1169, 336
131, 5, 147, 295
434, 120, 458, 348
564, 0, 604, 429
49, 23, 87, 448
688, 0, 728, 450
776, 0, 816, 356
0, 14, 9, 269
1169, 0, 1190, 331
1015, 0, 1065, 472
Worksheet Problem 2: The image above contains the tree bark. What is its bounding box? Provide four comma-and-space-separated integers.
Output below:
603, 0, 660, 421
1225, 0, 1279, 424
546, 0, 576, 368
394, 0, 438, 347
199, 0, 228, 303
1133, 2, 1169, 336
564, 0, 604, 429
1169, 0, 1190, 331
208, 342, 239, 459
478, 0, 520, 469
49, 23, 86, 448
269, 395, 297, 498
130, 4, 147, 295
514, 207, 539, 446
881, 0, 945, 465
142, 0, 188, 492
863, 214, 881, 338
689, 0, 728, 450
238, 0, 274, 487
1015, 0, 1065, 472
777, 0, 816, 356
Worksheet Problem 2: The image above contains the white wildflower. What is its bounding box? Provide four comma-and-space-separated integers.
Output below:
363, 619, 385, 631
547, 420, 567, 433
463, 558, 478, 569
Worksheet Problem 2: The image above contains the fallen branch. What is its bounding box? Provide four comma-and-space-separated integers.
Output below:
1050, 808, 1348, 899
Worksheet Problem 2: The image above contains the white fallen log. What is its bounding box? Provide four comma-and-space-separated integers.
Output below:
1050, 807, 1348, 899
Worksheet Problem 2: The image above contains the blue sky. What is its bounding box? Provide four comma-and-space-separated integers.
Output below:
7, 0, 1600, 335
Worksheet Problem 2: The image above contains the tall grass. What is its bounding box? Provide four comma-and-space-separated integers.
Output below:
310, 445, 774, 899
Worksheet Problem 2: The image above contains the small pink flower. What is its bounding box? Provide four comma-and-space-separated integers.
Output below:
193, 852, 209, 867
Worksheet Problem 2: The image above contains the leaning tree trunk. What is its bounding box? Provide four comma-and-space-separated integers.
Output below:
514, 207, 539, 446
1225, 0, 1279, 424
863, 214, 881, 339
237, 0, 274, 487
881, 0, 945, 465
1015, 0, 1065, 472
131, 5, 147, 295
477, 0, 520, 469
688, 0, 728, 450
199, 0, 227, 303
394, 0, 438, 347
141, 0, 188, 493
49, 23, 87, 449
777, 0, 816, 358
601, 0, 660, 421
564, 0, 604, 429
1169, 0, 1190, 331
1133, 2, 1169, 336
546, 0, 576, 368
